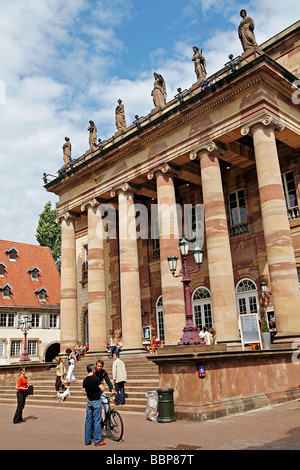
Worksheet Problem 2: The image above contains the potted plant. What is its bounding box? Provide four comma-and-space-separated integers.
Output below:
261, 317, 271, 350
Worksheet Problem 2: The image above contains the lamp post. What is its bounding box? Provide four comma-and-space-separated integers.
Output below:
19, 315, 32, 362
168, 238, 203, 345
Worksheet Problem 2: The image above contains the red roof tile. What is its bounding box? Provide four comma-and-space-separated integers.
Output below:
0, 240, 60, 308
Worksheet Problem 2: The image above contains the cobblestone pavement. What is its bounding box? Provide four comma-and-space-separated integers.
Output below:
1, 399, 300, 451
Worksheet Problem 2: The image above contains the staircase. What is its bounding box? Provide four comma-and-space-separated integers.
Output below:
0, 355, 159, 413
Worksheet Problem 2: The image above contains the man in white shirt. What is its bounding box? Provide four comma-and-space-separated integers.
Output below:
112, 353, 127, 405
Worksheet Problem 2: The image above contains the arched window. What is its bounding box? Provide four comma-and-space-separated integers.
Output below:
192, 287, 213, 330
236, 278, 260, 318
156, 296, 164, 341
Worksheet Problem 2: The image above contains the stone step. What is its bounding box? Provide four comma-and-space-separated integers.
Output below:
0, 396, 147, 413
0, 355, 159, 412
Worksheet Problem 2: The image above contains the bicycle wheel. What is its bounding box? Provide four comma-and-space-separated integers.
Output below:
108, 410, 123, 441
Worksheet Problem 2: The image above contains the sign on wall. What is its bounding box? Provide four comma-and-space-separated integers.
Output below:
239, 313, 262, 350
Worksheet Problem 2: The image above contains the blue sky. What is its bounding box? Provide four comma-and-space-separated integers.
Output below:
0, 0, 299, 245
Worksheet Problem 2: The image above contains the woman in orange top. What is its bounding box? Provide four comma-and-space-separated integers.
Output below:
13, 367, 28, 423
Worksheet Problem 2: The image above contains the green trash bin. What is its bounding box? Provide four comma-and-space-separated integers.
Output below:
157, 388, 176, 423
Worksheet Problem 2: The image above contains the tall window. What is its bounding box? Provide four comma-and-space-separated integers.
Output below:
192, 287, 213, 330
82, 245, 88, 281
236, 279, 260, 318
28, 340, 37, 355
229, 189, 247, 225
0, 313, 6, 327
228, 189, 248, 236
156, 296, 164, 341
0, 340, 4, 357
11, 341, 21, 356
0, 313, 13, 327
49, 315, 58, 328
31, 314, 40, 328
282, 171, 297, 208
151, 212, 160, 260
282, 171, 299, 219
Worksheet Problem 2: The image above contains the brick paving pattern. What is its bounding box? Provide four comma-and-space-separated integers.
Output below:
1, 398, 300, 451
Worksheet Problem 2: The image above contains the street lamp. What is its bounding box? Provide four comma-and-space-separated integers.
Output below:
167, 238, 204, 345
260, 280, 272, 299
19, 315, 32, 362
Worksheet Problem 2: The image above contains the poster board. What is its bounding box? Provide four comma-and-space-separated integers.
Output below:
239, 313, 262, 350
142, 326, 151, 341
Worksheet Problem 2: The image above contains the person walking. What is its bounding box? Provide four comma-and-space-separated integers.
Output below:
82, 363, 106, 446
54, 356, 65, 397
112, 353, 127, 405
65, 348, 77, 382
13, 367, 29, 423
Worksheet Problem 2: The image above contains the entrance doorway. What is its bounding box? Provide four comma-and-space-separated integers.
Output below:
45, 342, 60, 362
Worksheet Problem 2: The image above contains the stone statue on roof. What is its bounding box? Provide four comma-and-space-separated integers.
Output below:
88, 120, 98, 151
62, 137, 71, 166
238, 9, 258, 52
192, 46, 207, 83
115, 99, 127, 131
151, 73, 167, 108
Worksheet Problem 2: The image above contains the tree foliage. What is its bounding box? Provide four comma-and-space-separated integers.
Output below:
36, 201, 61, 269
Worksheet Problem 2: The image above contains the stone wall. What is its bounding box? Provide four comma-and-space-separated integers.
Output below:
150, 346, 300, 420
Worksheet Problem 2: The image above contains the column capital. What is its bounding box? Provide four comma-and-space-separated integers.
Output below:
241, 112, 285, 136
56, 211, 80, 224
81, 197, 103, 212
190, 140, 223, 161
110, 182, 140, 198
147, 162, 181, 180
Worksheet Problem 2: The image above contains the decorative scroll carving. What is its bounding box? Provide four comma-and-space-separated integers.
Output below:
190, 140, 220, 161
110, 182, 140, 198
241, 112, 285, 136
81, 198, 102, 212
147, 162, 181, 180
56, 211, 80, 224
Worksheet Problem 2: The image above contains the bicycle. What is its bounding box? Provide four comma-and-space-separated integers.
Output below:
102, 393, 124, 442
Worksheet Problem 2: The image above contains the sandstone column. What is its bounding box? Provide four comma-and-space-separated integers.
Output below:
111, 183, 143, 350
59, 212, 78, 351
191, 142, 240, 343
242, 113, 300, 334
82, 198, 107, 351
148, 163, 186, 345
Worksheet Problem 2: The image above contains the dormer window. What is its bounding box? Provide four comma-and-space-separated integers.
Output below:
0, 263, 6, 276
1, 283, 12, 299
35, 287, 48, 302
5, 247, 19, 261
27, 267, 40, 281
